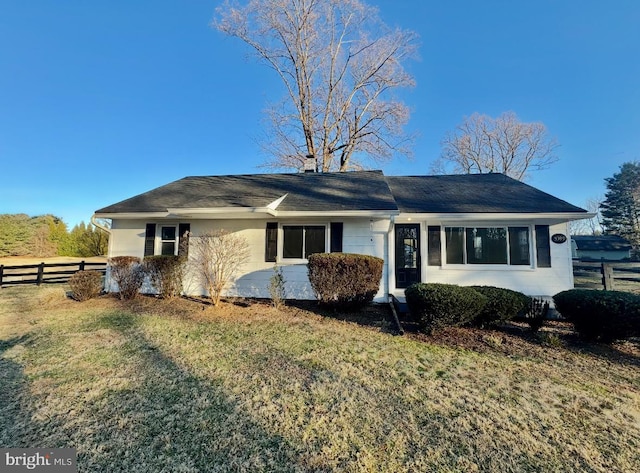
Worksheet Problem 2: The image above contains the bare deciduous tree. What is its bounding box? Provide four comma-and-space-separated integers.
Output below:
215, 0, 418, 172
569, 196, 604, 235
190, 230, 250, 306
433, 111, 559, 181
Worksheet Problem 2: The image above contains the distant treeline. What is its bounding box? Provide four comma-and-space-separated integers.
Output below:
0, 214, 108, 258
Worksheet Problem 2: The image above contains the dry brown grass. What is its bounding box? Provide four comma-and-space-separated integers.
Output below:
1, 287, 639, 472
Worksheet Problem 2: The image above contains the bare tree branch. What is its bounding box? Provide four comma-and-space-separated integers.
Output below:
433, 111, 559, 181
215, 0, 417, 172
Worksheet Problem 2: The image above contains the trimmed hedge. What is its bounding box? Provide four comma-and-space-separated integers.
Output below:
470, 286, 531, 327
68, 270, 103, 301
144, 255, 185, 298
553, 289, 640, 342
307, 253, 383, 311
405, 283, 487, 334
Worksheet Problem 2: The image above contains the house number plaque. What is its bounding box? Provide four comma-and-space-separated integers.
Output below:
551, 233, 567, 244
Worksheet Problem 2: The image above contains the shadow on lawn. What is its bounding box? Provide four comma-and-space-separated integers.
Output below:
393, 312, 640, 367
2, 313, 304, 473
286, 299, 398, 335
80, 311, 305, 472
0, 335, 37, 447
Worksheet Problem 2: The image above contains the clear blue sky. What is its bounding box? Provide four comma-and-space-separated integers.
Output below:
1, 0, 639, 228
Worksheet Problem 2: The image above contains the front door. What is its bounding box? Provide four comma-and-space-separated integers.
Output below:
395, 224, 421, 289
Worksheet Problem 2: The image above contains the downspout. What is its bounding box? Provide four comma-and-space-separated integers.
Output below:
387, 214, 405, 334
387, 213, 395, 301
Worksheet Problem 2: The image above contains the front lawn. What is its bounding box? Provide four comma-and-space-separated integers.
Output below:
1, 287, 639, 472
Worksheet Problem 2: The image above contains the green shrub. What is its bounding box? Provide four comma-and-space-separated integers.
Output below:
405, 283, 487, 335
553, 289, 640, 342
108, 256, 144, 300
68, 270, 103, 301
470, 286, 531, 327
143, 255, 185, 298
307, 253, 383, 311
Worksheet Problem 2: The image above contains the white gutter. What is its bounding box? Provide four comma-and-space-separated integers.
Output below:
95, 209, 399, 221
91, 214, 111, 234
393, 212, 596, 222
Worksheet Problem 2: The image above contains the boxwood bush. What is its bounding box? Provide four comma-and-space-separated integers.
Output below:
553, 289, 640, 342
405, 283, 487, 334
307, 253, 383, 311
470, 286, 531, 327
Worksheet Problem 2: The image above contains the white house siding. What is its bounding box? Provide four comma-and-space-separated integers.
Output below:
109, 219, 149, 258
425, 223, 574, 298
108, 217, 389, 302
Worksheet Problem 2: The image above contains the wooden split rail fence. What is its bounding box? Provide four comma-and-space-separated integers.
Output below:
573, 261, 640, 291
0, 261, 107, 288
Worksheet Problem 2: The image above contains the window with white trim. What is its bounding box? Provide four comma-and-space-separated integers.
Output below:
144, 223, 190, 257
160, 226, 177, 255
444, 226, 531, 266
282, 225, 326, 259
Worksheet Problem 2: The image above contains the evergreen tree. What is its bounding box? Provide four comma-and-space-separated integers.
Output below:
68, 222, 109, 257
600, 162, 640, 257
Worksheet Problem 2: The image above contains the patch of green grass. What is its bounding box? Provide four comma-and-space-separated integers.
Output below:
1, 286, 639, 472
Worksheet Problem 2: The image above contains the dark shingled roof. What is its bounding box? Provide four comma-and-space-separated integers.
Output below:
95, 170, 399, 213
571, 235, 632, 251
96, 170, 588, 215
385, 173, 588, 214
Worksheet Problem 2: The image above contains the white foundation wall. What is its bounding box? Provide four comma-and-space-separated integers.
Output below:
108, 217, 389, 301
424, 223, 574, 298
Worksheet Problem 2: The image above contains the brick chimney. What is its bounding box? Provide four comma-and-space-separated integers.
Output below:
303, 154, 316, 173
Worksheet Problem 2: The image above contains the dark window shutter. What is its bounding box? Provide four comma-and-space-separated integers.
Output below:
178, 223, 190, 257
144, 224, 156, 256
330, 222, 343, 253
535, 225, 551, 268
427, 226, 441, 266
265, 222, 278, 262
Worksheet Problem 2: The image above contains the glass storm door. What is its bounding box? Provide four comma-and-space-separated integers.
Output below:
395, 224, 421, 289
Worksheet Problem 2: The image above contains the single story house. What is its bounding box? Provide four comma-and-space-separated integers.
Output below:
94, 170, 589, 302
571, 235, 633, 261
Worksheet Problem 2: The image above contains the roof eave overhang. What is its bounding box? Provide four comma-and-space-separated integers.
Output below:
394, 212, 595, 223
93, 212, 169, 219
271, 210, 399, 218
95, 209, 400, 220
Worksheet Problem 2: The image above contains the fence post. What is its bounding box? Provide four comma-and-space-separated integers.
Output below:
79, 261, 85, 271
37, 263, 44, 286
601, 263, 614, 290
0, 265, 3, 288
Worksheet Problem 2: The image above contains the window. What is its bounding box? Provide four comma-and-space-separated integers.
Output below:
427, 226, 441, 266
445, 227, 465, 264
144, 223, 190, 257
509, 227, 530, 265
444, 226, 532, 266
283, 225, 326, 259
160, 226, 177, 255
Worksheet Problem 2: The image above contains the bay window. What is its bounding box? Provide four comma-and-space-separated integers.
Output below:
444, 226, 532, 266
